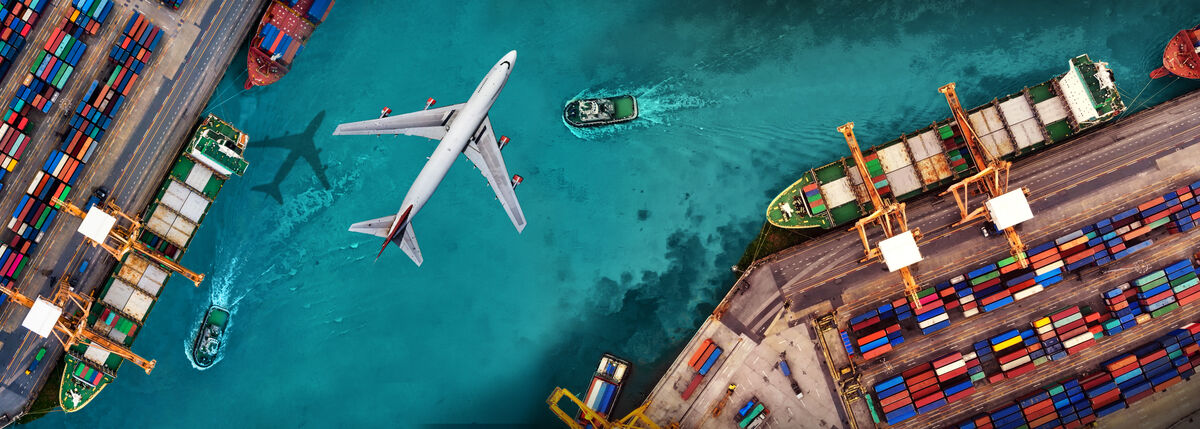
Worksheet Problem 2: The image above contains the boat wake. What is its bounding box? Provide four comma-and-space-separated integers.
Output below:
564, 81, 711, 140
184, 255, 246, 370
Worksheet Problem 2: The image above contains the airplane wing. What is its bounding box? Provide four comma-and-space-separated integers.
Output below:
332, 103, 465, 140
462, 116, 527, 233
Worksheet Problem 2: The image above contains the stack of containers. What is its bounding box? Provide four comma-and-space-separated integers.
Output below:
0, 233, 30, 279
839, 330, 855, 357
1168, 180, 1200, 233
1138, 189, 1186, 233
68, 0, 110, 34
957, 320, 1200, 428
848, 300, 907, 359
1057, 224, 1108, 271
967, 262, 1016, 313
932, 352, 976, 404
680, 338, 722, 400
1082, 371, 1123, 419
873, 373, 915, 423
1032, 306, 1097, 362
990, 328, 1041, 379
109, 11, 162, 76
1133, 259, 1193, 319
950, 275, 981, 317
159, 0, 182, 9
32, 18, 87, 90
0, 108, 29, 181
913, 286, 950, 334
1102, 282, 1143, 336
8, 194, 53, 242
856, 151, 890, 197
305, 0, 334, 24
0, 0, 48, 80
800, 182, 825, 215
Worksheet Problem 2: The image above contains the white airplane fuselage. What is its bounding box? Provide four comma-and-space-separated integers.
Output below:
384, 51, 516, 240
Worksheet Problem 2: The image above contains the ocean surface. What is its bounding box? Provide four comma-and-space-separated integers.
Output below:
33, 1, 1200, 427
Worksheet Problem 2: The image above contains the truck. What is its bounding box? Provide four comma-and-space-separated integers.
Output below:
779, 358, 804, 398
25, 346, 46, 375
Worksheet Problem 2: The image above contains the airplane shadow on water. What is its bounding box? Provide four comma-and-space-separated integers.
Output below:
250, 110, 331, 203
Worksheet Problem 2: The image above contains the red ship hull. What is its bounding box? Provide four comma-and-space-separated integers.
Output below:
1151, 26, 1200, 80
245, 0, 327, 89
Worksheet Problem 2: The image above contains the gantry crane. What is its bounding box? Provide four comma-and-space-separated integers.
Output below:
0, 277, 156, 373
937, 83, 1030, 268
547, 388, 665, 429
840, 122, 924, 307
52, 197, 205, 286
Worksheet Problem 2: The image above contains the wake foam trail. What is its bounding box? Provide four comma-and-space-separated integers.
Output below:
564, 82, 711, 140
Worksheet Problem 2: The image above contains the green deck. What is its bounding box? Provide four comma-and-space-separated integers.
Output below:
1028, 82, 1055, 103
1045, 120, 1073, 142
765, 172, 834, 229
612, 96, 636, 119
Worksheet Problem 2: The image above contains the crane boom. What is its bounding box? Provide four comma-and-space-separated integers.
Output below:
839, 122, 923, 307
938, 83, 1029, 268
547, 387, 663, 429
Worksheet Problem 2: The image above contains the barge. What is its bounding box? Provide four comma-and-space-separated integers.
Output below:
579, 353, 631, 426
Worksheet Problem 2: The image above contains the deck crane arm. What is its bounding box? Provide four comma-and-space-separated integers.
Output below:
0, 283, 157, 374
937, 83, 1029, 268
838, 122, 924, 307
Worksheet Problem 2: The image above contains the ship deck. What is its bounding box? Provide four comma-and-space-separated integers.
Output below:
640, 88, 1200, 429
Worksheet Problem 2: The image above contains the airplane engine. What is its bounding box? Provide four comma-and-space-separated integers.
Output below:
510, 174, 523, 189
498, 135, 510, 150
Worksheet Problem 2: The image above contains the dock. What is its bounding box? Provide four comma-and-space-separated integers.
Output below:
0, 0, 266, 422
638, 87, 1200, 428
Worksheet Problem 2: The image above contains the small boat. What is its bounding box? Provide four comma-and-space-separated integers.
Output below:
191, 305, 230, 368
578, 353, 630, 424
564, 95, 638, 127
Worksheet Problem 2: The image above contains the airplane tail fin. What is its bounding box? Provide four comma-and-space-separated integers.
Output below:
348, 207, 421, 266
251, 183, 283, 203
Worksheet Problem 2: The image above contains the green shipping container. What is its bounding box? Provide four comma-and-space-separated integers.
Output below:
1151, 303, 1180, 318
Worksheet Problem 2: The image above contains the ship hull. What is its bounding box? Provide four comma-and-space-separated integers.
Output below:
1151, 27, 1200, 80
245, 0, 330, 89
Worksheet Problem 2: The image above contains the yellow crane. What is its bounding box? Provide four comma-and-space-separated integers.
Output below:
840, 122, 924, 307
937, 83, 1030, 268
547, 387, 665, 429
52, 197, 205, 286
0, 277, 156, 373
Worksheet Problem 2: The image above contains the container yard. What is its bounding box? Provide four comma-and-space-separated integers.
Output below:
563, 59, 1200, 428
0, 0, 264, 422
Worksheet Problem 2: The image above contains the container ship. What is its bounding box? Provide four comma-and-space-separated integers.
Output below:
766, 55, 1124, 229
58, 115, 248, 411
578, 354, 631, 427
244, 0, 333, 89
1150, 25, 1200, 80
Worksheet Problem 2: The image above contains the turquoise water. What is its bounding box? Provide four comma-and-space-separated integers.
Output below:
34, 1, 1200, 427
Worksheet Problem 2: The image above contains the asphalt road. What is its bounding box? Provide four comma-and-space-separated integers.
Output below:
0, 0, 264, 422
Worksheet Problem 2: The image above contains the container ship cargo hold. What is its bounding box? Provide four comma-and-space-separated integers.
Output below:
766, 55, 1123, 229
58, 115, 248, 412
1150, 25, 1200, 80
578, 354, 631, 427
244, 0, 333, 89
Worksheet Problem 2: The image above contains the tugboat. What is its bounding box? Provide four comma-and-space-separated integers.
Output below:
191, 305, 230, 368
563, 95, 638, 127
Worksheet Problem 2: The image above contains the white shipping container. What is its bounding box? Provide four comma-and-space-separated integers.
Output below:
877, 143, 913, 173
1035, 261, 1065, 276
935, 360, 966, 376
1064, 332, 1094, 349
963, 308, 979, 318
1000, 355, 1032, 372
83, 345, 111, 367
959, 294, 976, 304
918, 312, 950, 329
1014, 286, 1044, 301
1051, 313, 1082, 329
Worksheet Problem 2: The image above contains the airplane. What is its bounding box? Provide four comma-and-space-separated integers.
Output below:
332, 50, 526, 266
251, 110, 331, 203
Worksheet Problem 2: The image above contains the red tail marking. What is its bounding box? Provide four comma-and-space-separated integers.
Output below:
376, 206, 414, 261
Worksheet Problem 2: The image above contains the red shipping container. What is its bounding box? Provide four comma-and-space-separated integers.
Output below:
680, 373, 703, 400
1006, 362, 1036, 378
881, 394, 912, 413
860, 343, 892, 360
936, 366, 967, 382
946, 387, 974, 403
913, 391, 944, 408
857, 329, 887, 346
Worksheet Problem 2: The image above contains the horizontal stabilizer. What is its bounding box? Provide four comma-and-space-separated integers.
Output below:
349, 215, 394, 238
397, 224, 423, 266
